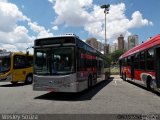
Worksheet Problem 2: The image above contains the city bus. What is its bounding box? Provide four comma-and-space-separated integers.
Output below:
119, 34, 160, 92
0, 52, 33, 84
33, 33, 110, 92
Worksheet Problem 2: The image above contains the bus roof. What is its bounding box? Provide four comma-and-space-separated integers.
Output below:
35, 33, 79, 41
35, 34, 106, 59
119, 34, 160, 59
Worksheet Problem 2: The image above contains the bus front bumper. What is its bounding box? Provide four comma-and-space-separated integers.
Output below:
33, 82, 79, 93
0, 75, 12, 82
33, 74, 79, 92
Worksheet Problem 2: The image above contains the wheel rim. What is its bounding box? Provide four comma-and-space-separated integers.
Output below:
150, 80, 154, 89
27, 76, 32, 82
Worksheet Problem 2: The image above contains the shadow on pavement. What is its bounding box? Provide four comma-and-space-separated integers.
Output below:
34, 78, 113, 101
127, 80, 160, 96
0, 83, 30, 87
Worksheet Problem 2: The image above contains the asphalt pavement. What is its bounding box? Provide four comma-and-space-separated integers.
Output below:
0, 75, 160, 114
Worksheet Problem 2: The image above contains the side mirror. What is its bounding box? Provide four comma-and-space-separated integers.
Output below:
26, 51, 29, 56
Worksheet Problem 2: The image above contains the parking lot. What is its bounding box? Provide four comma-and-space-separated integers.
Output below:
0, 75, 160, 114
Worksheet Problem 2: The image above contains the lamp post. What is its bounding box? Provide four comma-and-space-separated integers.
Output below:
101, 4, 110, 54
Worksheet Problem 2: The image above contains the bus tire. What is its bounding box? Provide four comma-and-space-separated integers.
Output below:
122, 73, 126, 81
88, 76, 92, 89
105, 73, 109, 80
147, 76, 154, 91
121, 73, 124, 79
11, 81, 18, 85
25, 74, 33, 84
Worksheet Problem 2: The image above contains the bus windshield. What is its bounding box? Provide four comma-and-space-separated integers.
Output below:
35, 47, 75, 75
0, 57, 11, 73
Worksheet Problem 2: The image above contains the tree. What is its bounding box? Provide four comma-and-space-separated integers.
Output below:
111, 49, 126, 63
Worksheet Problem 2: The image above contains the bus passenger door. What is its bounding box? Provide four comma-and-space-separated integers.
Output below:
131, 56, 134, 80
155, 47, 160, 88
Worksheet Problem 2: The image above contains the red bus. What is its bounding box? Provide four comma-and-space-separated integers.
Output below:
119, 34, 160, 92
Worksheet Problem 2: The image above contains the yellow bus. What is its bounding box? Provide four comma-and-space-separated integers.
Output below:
0, 52, 33, 84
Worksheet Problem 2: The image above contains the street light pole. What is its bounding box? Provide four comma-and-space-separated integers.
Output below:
101, 4, 110, 55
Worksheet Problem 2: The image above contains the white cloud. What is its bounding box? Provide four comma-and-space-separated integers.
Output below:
0, 0, 8, 2
0, 0, 33, 52
0, 0, 153, 52
52, 0, 93, 26
0, 0, 53, 52
28, 22, 53, 38
0, 44, 18, 52
128, 11, 153, 28
48, 0, 55, 4
51, 1, 153, 43
0, 26, 32, 44
0, 1, 28, 32
52, 26, 58, 30
85, 3, 153, 42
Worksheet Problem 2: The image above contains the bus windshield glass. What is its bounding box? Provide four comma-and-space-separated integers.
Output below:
0, 56, 11, 73
35, 47, 75, 75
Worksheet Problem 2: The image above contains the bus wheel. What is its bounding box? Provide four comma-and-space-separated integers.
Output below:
88, 76, 92, 89
121, 73, 124, 79
148, 78, 154, 91
122, 73, 126, 81
25, 74, 33, 84
11, 81, 18, 85
105, 73, 109, 80
150, 79, 154, 90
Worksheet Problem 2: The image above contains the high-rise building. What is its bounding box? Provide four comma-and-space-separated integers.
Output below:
86, 38, 98, 50
128, 35, 139, 50
110, 43, 118, 53
97, 41, 104, 52
104, 44, 110, 54
118, 34, 125, 50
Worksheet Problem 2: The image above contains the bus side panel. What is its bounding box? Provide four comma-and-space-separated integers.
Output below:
121, 66, 131, 79
12, 69, 25, 82
126, 66, 131, 79
77, 71, 89, 91
12, 67, 32, 82
134, 70, 141, 81
134, 70, 155, 85
134, 70, 155, 80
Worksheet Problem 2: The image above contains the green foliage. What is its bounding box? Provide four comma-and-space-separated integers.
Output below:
104, 54, 111, 65
111, 67, 119, 75
110, 49, 126, 62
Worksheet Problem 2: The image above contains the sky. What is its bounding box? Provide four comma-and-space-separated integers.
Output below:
0, 0, 159, 53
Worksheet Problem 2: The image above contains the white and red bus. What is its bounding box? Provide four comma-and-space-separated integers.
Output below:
33, 33, 110, 92
119, 34, 160, 92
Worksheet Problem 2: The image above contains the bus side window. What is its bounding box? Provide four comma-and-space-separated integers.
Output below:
127, 56, 131, 66
14, 55, 26, 69
77, 48, 85, 71
134, 53, 140, 69
26, 56, 33, 67
146, 49, 154, 70
140, 51, 145, 70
